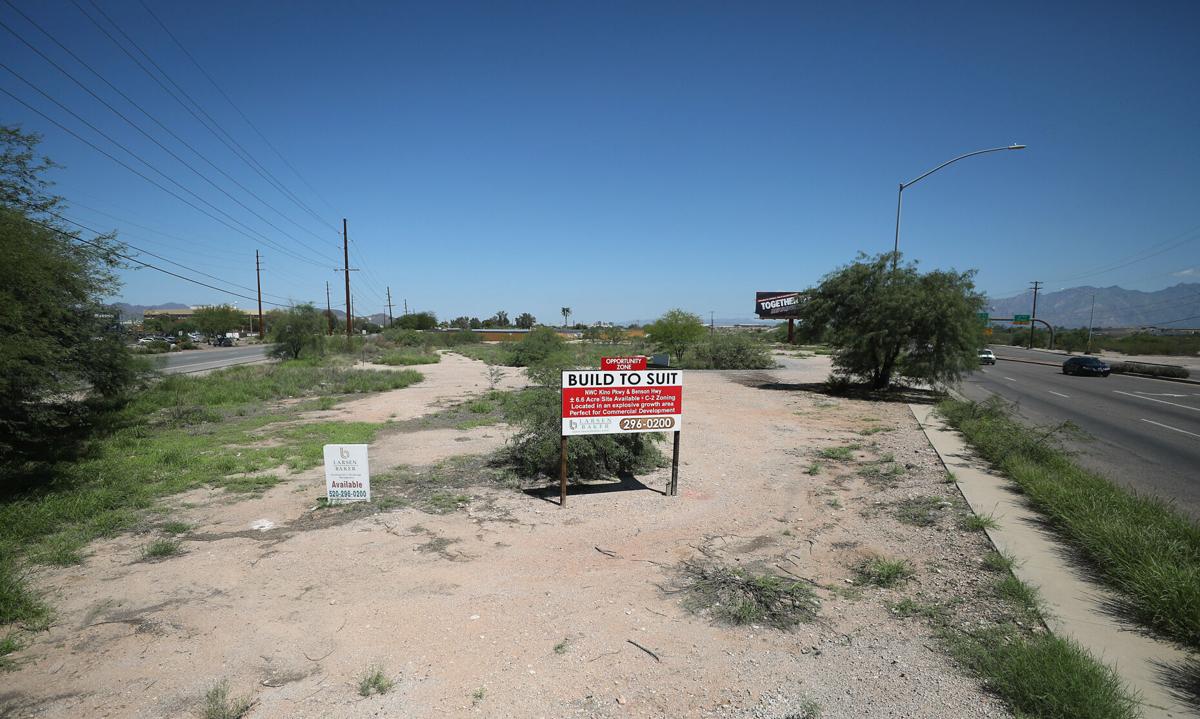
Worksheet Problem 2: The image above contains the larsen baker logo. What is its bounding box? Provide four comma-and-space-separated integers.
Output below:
570, 417, 613, 432
339, 447, 350, 460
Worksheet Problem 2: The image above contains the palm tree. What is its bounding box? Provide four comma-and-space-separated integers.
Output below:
560, 307, 572, 328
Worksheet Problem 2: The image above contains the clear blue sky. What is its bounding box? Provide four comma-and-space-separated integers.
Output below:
3, 0, 1198, 323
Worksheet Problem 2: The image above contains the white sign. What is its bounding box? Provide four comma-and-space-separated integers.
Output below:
323, 444, 371, 503
561, 370, 683, 436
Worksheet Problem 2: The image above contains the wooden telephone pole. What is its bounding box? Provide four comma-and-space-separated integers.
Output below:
255, 250, 265, 339
1028, 281, 1043, 349
337, 219, 358, 337
325, 281, 333, 335
386, 286, 395, 327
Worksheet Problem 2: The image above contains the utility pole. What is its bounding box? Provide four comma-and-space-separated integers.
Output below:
403, 299, 408, 316
255, 250, 265, 339
386, 287, 395, 327
338, 219, 357, 338
709, 311, 714, 335
325, 281, 333, 335
1028, 281, 1043, 349
1086, 293, 1096, 354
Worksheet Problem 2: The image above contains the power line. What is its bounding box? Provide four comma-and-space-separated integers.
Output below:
1, 0, 337, 255
0, 81, 329, 269
43, 209, 304, 304
73, 0, 338, 237
135, 0, 341, 223
0, 20, 336, 265
23, 213, 305, 308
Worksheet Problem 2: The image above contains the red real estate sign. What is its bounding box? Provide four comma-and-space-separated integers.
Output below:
561, 370, 682, 436
600, 356, 647, 371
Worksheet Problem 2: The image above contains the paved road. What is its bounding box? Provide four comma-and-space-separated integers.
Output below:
158, 345, 272, 374
961, 346, 1200, 518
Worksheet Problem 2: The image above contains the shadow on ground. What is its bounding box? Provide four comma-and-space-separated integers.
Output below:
731, 371, 945, 405
524, 472, 665, 506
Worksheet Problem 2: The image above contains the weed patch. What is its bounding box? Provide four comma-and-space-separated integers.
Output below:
358, 665, 394, 696
202, 680, 254, 719
943, 628, 1138, 719
938, 397, 1200, 649
855, 557, 914, 588
960, 513, 999, 532
816, 444, 860, 461
141, 538, 182, 560
893, 496, 946, 527
677, 561, 819, 630
982, 551, 1016, 573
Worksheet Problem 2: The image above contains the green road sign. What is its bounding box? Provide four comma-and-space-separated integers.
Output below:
1013, 314, 1031, 325
977, 312, 989, 324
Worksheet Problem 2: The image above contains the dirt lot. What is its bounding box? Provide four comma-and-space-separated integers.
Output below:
3, 352, 1014, 718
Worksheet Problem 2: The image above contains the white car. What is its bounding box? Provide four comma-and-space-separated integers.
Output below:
978, 349, 996, 365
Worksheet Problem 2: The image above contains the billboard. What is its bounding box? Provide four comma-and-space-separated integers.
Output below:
561, 370, 682, 436
755, 291, 804, 319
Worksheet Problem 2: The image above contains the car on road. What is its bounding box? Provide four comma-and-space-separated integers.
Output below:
978, 349, 996, 365
1062, 356, 1111, 377
214, 336, 235, 347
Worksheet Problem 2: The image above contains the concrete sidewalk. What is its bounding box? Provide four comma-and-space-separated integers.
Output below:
910, 404, 1198, 719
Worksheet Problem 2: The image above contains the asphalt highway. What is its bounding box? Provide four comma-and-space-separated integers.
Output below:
960, 346, 1200, 518
158, 344, 272, 374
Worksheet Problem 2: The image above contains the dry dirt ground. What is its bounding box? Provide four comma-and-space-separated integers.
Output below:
3, 352, 1016, 719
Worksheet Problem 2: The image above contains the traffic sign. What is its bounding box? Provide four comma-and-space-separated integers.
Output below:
983, 328, 993, 336
1013, 314, 1031, 325
977, 312, 989, 323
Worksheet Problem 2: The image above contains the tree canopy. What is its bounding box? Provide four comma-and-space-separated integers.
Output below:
268, 304, 325, 359
192, 304, 246, 338
800, 253, 984, 389
1, 126, 140, 470
646, 309, 707, 361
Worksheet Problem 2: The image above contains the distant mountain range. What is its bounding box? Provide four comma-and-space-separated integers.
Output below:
117, 284, 1200, 331
987, 283, 1200, 328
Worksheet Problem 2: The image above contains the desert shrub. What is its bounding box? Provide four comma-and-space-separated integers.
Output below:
1108, 361, 1189, 379
501, 361, 664, 480
510, 327, 569, 367
681, 332, 775, 369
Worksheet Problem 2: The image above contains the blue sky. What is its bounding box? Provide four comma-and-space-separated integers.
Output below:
3, 0, 1198, 323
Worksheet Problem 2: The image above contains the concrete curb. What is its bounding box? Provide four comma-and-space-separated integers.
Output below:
910, 404, 1197, 719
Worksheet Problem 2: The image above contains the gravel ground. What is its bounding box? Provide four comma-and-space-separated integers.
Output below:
2, 351, 1019, 718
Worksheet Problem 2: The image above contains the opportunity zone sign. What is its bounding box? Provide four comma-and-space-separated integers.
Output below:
562, 370, 682, 436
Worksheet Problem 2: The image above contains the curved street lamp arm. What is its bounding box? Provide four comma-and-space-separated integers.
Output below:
901, 145, 1025, 189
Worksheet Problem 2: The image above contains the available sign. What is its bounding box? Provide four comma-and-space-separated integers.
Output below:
323, 444, 371, 503
561, 370, 682, 436
600, 356, 647, 371
754, 291, 805, 319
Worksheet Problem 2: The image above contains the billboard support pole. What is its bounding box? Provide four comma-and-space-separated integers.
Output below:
787, 319, 795, 344
669, 431, 680, 496
559, 436, 568, 507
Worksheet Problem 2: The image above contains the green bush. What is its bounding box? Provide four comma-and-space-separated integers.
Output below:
501, 369, 664, 481
510, 327, 569, 367
681, 332, 775, 369
378, 351, 440, 366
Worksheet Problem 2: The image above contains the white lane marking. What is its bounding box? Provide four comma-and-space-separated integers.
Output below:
1140, 418, 1200, 439
1114, 390, 1200, 413
1003, 376, 1017, 382
1132, 392, 1188, 398
1049, 391, 1070, 398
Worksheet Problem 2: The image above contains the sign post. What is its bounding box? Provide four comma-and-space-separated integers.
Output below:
560, 369, 684, 505
755, 291, 805, 343
323, 444, 371, 504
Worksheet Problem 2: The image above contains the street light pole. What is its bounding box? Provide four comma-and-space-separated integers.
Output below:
892, 144, 1026, 272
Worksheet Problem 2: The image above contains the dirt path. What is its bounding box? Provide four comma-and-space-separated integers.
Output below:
3, 355, 1012, 718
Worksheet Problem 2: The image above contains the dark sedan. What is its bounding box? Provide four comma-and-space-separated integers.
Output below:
1062, 356, 1111, 377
